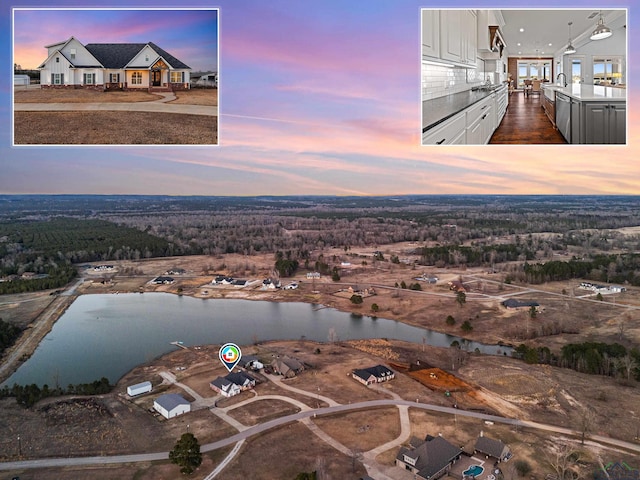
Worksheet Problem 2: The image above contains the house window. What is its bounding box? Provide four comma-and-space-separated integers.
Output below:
170, 71, 183, 83
83, 73, 95, 85
145, 55, 149, 62
131, 72, 142, 85
110, 73, 120, 83
70, 49, 76, 60
52, 73, 63, 85
56, 57, 59, 63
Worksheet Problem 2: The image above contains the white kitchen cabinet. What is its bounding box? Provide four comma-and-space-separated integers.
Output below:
466, 95, 494, 144
423, 9, 476, 68
421, 10, 440, 59
422, 111, 466, 145
439, 10, 463, 64
463, 10, 477, 67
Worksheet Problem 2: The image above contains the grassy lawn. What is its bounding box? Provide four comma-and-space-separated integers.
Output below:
14, 111, 217, 145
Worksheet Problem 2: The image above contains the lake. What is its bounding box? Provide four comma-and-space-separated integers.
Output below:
3, 293, 511, 387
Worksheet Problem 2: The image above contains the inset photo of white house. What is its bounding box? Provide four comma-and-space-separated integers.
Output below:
12, 8, 219, 146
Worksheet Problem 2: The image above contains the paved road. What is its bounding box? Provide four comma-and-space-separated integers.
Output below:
3, 399, 639, 471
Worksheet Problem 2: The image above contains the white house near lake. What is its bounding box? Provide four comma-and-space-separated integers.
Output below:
154, 393, 191, 419
38, 36, 191, 91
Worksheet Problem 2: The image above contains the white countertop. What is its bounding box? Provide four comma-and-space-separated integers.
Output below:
542, 83, 626, 102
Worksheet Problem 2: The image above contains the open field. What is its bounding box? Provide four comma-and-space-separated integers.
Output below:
14, 111, 217, 144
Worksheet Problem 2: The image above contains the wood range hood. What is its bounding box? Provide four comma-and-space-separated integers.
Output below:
489, 26, 506, 57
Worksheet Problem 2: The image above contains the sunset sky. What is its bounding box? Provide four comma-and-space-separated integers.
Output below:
2, 0, 638, 196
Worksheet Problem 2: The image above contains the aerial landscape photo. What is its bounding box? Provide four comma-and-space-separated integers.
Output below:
2, 0, 639, 480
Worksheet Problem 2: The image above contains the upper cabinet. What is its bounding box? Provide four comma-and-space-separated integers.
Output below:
463, 10, 477, 67
440, 10, 464, 63
421, 10, 440, 58
422, 9, 477, 68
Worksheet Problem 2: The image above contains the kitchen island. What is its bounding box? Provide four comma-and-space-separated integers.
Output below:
542, 83, 626, 144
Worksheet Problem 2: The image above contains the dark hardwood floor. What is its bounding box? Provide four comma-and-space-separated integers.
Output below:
490, 90, 567, 144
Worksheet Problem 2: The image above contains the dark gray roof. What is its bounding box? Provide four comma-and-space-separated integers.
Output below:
353, 365, 394, 381
84, 42, 190, 69
474, 436, 507, 458
396, 436, 462, 479
502, 299, 539, 308
155, 393, 189, 411
225, 372, 255, 386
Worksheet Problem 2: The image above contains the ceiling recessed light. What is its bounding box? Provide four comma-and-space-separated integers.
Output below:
548, 43, 553, 46
519, 28, 525, 32
518, 51, 522, 54
517, 43, 521, 46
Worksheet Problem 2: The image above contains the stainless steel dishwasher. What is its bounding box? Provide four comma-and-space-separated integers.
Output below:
556, 92, 571, 143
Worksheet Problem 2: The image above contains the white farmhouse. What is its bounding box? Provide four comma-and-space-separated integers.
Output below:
154, 393, 191, 419
127, 381, 152, 397
38, 36, 191, 92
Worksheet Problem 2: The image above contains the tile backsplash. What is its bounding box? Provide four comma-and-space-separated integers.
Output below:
421, 62, 485, 101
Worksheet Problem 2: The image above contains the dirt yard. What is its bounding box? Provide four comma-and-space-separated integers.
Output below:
171, 88, 218, 106
14, 111, 217, 145
13, 88, 161, 103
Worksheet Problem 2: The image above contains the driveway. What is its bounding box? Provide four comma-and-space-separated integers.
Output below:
14, 101, 217, 116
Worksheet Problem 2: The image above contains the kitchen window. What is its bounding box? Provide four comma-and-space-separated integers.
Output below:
593, 56, 623, 85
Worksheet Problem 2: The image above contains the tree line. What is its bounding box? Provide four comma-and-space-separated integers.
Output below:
0, 377, 112, 408
0, 318, 22, 356
522, 254, 640, 285
514, 342, 640, 381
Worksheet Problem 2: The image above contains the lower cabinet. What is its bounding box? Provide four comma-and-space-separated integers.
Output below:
422, 92, 502, 146
465, 96, 494, 145
422, 111, 466, 145
582, 102, 626, 144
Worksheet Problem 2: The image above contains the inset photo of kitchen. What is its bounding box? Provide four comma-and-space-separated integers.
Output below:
421, 9, 627, 145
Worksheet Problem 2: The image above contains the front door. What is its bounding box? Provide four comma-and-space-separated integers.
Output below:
151, 70, 161, 87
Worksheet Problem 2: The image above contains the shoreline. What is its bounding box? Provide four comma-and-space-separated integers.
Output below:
0, 282, 512, 387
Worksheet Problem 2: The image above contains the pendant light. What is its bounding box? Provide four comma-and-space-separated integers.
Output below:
564, 22, 576, 54
590, 11, 612, 40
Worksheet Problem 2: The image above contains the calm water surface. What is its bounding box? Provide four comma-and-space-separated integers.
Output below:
4, 293, 510, 387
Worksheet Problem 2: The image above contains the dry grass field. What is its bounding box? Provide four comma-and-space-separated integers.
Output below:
14, 111, 217, 144
312, 407, 401, 452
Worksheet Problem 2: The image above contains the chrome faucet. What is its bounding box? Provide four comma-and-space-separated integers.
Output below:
557, 73, 567, 87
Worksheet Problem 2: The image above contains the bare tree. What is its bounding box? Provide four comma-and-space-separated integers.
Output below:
618, 355, 638, 382
575, 408, 597, 445
545, 442, 582, 480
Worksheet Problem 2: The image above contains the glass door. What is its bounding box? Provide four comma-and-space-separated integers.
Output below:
570, 58, 582, 84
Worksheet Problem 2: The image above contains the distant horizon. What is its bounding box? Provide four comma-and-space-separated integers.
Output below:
2, 193, 640, 198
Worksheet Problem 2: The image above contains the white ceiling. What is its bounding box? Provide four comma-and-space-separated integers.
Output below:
499, 9, 626, 57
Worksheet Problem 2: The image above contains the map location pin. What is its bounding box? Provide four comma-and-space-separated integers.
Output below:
219, 343, 242, 372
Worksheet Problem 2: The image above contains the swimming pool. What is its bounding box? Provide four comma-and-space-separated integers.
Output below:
463, 465, 484, 477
